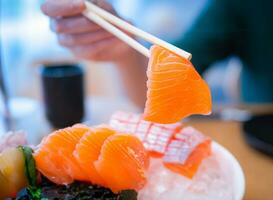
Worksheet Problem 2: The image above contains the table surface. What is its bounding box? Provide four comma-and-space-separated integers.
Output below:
185, 118, 273, 200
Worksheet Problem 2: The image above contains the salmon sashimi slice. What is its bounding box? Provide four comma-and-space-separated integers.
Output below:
109, 111, 182, 157
94, 133, 150, 193
163, 127, 211, 178
144, 45, 212, 124
34, 124, 90, 184
73, 125, 116, 185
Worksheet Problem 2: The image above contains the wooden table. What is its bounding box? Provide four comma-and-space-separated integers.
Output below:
185, 118, 273, 200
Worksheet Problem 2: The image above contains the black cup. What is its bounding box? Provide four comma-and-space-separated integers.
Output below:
40, 64, 85, 128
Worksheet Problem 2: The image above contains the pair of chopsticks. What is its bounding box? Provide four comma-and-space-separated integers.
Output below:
83, 1, 192, 60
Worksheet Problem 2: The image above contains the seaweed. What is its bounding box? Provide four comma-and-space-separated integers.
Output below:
118, 190, 137, 200
15, 176, 137, 200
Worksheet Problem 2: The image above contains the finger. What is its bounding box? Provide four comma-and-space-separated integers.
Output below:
50, 16, 101, 34
70, 37, 118, 60
94, 38, 122, 62
94, 39, 130, 61
41, 0, 85, 17
58, 31, 113, 47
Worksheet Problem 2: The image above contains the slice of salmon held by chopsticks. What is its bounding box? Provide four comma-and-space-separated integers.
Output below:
144, 45, 212, 124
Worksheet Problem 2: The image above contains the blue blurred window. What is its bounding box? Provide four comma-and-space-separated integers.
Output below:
1, 0, 68, 97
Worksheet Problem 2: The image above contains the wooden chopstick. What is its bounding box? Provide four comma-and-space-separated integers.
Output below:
85, 1, 192, 60
83, 5, 150, 58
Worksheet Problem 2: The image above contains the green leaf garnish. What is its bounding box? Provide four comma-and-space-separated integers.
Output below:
27, 186, 42, 199
18, 146, 41, 200
18, 146, 37, 187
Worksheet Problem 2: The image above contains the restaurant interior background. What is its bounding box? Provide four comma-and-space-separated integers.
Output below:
1, 0, 243, 132
1, 0, 241, 102
0, 0, 272, 199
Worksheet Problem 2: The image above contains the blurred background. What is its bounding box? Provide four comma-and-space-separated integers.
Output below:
0, 0, 271, 137
2, 0, 227, 137
0, 0, 243, 136
0, 0, 241, 102
1, 0, 265, 143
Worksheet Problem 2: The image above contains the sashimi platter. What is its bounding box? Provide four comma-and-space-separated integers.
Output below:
0, 2, 245, 199
0, 44, 245, 200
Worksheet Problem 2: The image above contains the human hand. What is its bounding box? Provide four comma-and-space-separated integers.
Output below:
41, 0, 133, 62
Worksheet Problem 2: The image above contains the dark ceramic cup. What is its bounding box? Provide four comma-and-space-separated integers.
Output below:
40, 64, 85, 128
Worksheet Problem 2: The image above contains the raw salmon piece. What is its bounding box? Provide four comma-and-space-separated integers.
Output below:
144, 45, 212, 124
109, 111, 182, 157
34, 124, 90, 184
163, 127, 211, 178
95, 134, 150, 193
73, 125, 115, 185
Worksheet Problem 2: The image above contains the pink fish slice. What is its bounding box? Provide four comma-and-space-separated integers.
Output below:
163, 127, 211, 178
109, 111, 182, 157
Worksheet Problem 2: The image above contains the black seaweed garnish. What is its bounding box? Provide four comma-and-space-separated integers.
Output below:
118, 190, 137, 200
15, 176, 137, 200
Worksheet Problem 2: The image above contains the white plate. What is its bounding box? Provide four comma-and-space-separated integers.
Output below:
212, 142, 245, 200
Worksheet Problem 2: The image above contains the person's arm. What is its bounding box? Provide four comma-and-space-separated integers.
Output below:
175, 0, 240, 74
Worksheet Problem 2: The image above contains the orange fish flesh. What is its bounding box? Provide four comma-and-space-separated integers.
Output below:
144, 45, 212, 124
34, 124, 90, 184
95, 133, 150, 192
73, 125, 116, 185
